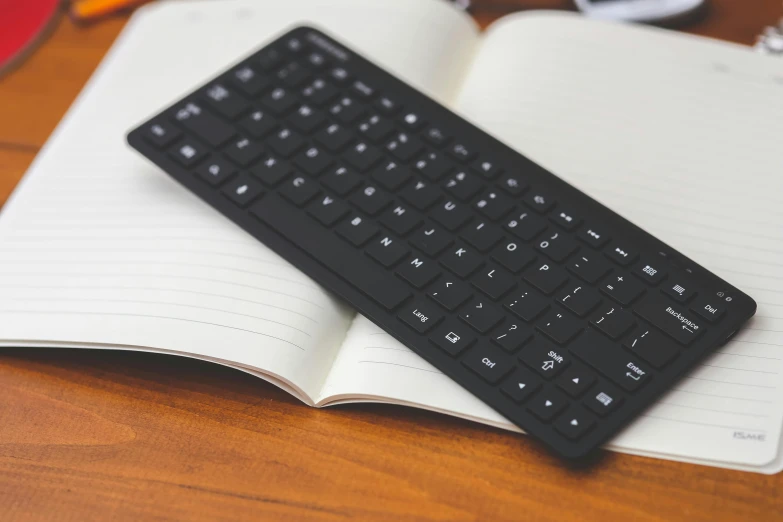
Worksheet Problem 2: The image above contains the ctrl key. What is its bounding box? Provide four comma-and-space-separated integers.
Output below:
398, 300, 443, 334
462, 345, 514, 384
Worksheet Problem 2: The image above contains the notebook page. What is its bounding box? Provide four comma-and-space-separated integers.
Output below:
322, 13, 783, 470
0, 0, 479, 402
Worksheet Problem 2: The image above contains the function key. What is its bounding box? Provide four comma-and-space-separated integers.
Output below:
527, 386, 569, 421
429, 320, 476, 357
662, 280, 697, 303
605, 243, 638, 266
498, 173, 528, 196
577, 226, 610, 249
633, 261, 667, 285
423, 126, 450, 147
143, 121, 179, 148
221, 173, 264, 208
448, 142, 477, 163
690, 296, 726, 323
230, 65, 270, 97
500, 367, 541, 403
203, 83, 250, 120
519, 336, 570, 378
550, 209, 581, 231
523, 191, 555, 214
623, 327, 679, 369
398, 300, 443, 334
462, 345, 514, 384
553, 407, 595, 440
556, 364, 596, 398
584, 383, 623, 417
351, 80, 375, 99
169, 139, 207, 167
472, 158, 502, 179
277, 62, 311, 87
330, 66, 351, 85
599, 272, 646, 306
570, 330, 652, 392
401, 111, 426, 131
375, 95, 400, 115
195, 157, 236, 186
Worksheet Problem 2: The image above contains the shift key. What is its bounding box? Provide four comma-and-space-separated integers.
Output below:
634, 294, 705, 346
570, 330, 651, 392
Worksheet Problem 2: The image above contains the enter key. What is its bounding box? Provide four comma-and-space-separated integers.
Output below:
570, 330, 651, 392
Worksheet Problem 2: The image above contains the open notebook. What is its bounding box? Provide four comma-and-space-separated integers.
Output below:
1, 0, 781, 473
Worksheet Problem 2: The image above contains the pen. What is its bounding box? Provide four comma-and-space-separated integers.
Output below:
70, 0, 154, 22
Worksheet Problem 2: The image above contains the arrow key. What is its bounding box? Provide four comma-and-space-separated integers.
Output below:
554, 407, 595, 440
500, 367, 541, 403
556, 364, 596, 398
527, 386, 569, 421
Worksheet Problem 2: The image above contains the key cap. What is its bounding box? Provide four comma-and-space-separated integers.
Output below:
303, 79, 339, 106
500, 368, 541, 403
492, 322, 533, 353
690, 296, 726, 323
430, 320, 476, 357
203, 83, 250, 119
431, 200, 472, 231
398, 300, 443, 333
633, 261, 667, 285
535, 229, 578, 262
498, 173, 528, 196
440, 244, 483, 277
475, 190, 514, 220
350, 185, 391, 216
143, 120, 180, 148
315, 123, 353, 151
519, 336, 570, 378
605, 243, 638, 266
230, 64, 270, 97
289, 104, 327, 133
261, 87, 298, 116
472, 265, 516, 300
409, 223, 452, 256
322, 166, 363, 196
170, 139, 207, 167
240, 109, 278, 139
556, 364, 595, 398
344, 141, 382, 172
443, 170, 483, 202
571, 331, 652, 392
251, 194, 410, 310
557, 284, 601, 318
329, 96, 366, 123
505, 286, 549, 322
276, 62, 310, 87
459, 298, 504, 333
195, 158, 236, 186
386, 132, 423, 161
396, 255, 440, 289
267, 127, 304, 158
536, 308, 582, 345
634, 294, 705, 346
329, 66, 351, 85
427, 279, 471, 311
358, 114, 394, 143
577, 226, 610, 249
380, 204, 421, 236
567, 252, 612, 284
524, 191, 555, 213
351, 80, 375, 99
600, 272, 645, 305
623, 327, 679, 369
524, 261, 568, 295
584, 382, 623, 417
527, 387, 569, 421
307, 195, 349, 226
375, 95, 399, 115
257, 48, 282, 71
461, 221, 503, 253
490, 240, 536, 274
251, 156, 292, 187
462, 345, 514, 384
590, 305, 636, 340
294, 146, 332, 176
371, 160, 412, 191
423, 126, 450, 147
280, 175, 319, 206
448, 142, 476, 163
336, 215, 378, 246
504, 210, 547, 241
225, 136, 265, 167
663, 279, 697, 303
472, 158, 502, 179
366, 235, 409, 267
173, 101, 235, 147
221, 174, 264, 208
401, 111, 426, 131
550, 209, 581, 231
554, 407, 595, 440
414, 151, 452, 181
400, 179, 442, 210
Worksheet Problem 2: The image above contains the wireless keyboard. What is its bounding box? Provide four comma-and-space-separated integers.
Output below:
127, 26, 756, 459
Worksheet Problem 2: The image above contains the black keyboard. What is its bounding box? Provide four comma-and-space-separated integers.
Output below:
127, 26, 756, 459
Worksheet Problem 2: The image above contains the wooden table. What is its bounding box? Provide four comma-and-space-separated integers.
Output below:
1, 1, 782, 520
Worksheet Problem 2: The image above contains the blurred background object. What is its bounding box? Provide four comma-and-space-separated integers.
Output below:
573, 0, 706, 24
0, 0, 61, 76
755, 18, 783, 55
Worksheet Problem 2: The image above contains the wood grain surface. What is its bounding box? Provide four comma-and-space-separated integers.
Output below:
1, 1, 782, 521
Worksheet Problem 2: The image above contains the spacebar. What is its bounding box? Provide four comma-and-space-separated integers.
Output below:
251, 194, 411, 311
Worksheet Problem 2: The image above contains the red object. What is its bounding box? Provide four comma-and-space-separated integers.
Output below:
0, 0, 61, 72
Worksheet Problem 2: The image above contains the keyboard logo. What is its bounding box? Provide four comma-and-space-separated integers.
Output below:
596, 392, 614, 407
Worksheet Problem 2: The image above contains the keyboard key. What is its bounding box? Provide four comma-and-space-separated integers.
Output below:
550, 209, 581, 231
441, 244, 483, 277
462, 345, 514, 384
221, 174, 264, 208
423, 126, 450, 147
230, 64, 270, 97
409, 223, 452, 256
557, 284, 601, 318
366, 235, 409, 267
584, 383, 623, 417
524, 261, 568, 295
623, 327, 679, 369
414, 152, 452, 181
276, 62, 310, 87
351, 80, 375, 98
536, 309, 582, 345
315, 123, 353, 151
633, 261, 667, 285
554, 407, 595, 440
358, 114, 394, 143
524, 191, 555, 213
380, 204, 421, 235
448, 142, 476, 163
289, 104, 326, 133
492, 322, 533, 353
600, 272, 645, 305
350, 185, 391, 216
690, 296, 726, 323
307, 195, 349, 226
261, 87, 298, 115
430, 320, 476, 356
556, 364, 595, 398
527, 387, 569, 421
577, 226, 610, 249
505, 287, 549, 322
267, 127, 304, 158
322, 166, 363, 196
293, 146, 332, 175
257, 48, 282, 71
427, 278, 472, 311
490, 240, 536, 274
663, 279, 697, 303
570, 330, 652, 392
401, 111, 426, 131
143, 120, 179, 148
431, 200, 472, 231
371, 160, 412, 191
459, 298, 503, 333
443, 170, 483, 201
329, 96, 366, 123
302, 78, 339, 106
344, 141, 382, 172
386, 132, 423, 161
398, 300, 443, 334
461, 221, 503, 253
280, 175, 319, 206
472, 265, 516, 300
400, 179, 442, 210
472, 158, 502, 179
634, 293, 705, 346
534, 229, 578, 262
195, 157, 236, 186
475, 190, 514, 221
225, 137, 265, 167
567, 252, 612, 284
173, 101, 235, 147
251, 156, 292, 187
590, 305, 636, 340
519, 336, 570, 378
396, 256, 440, 289
203, 83, 250, 119
336, 215, 378, 246
329, 67, 351, 85
170, 139, 207, 167
498, 173, 528, 196
375, 95, 399, 115
605, 243, 638, 266
240, 109, 278, 139
500, 368, 541, 403
504, 210, 547, 241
